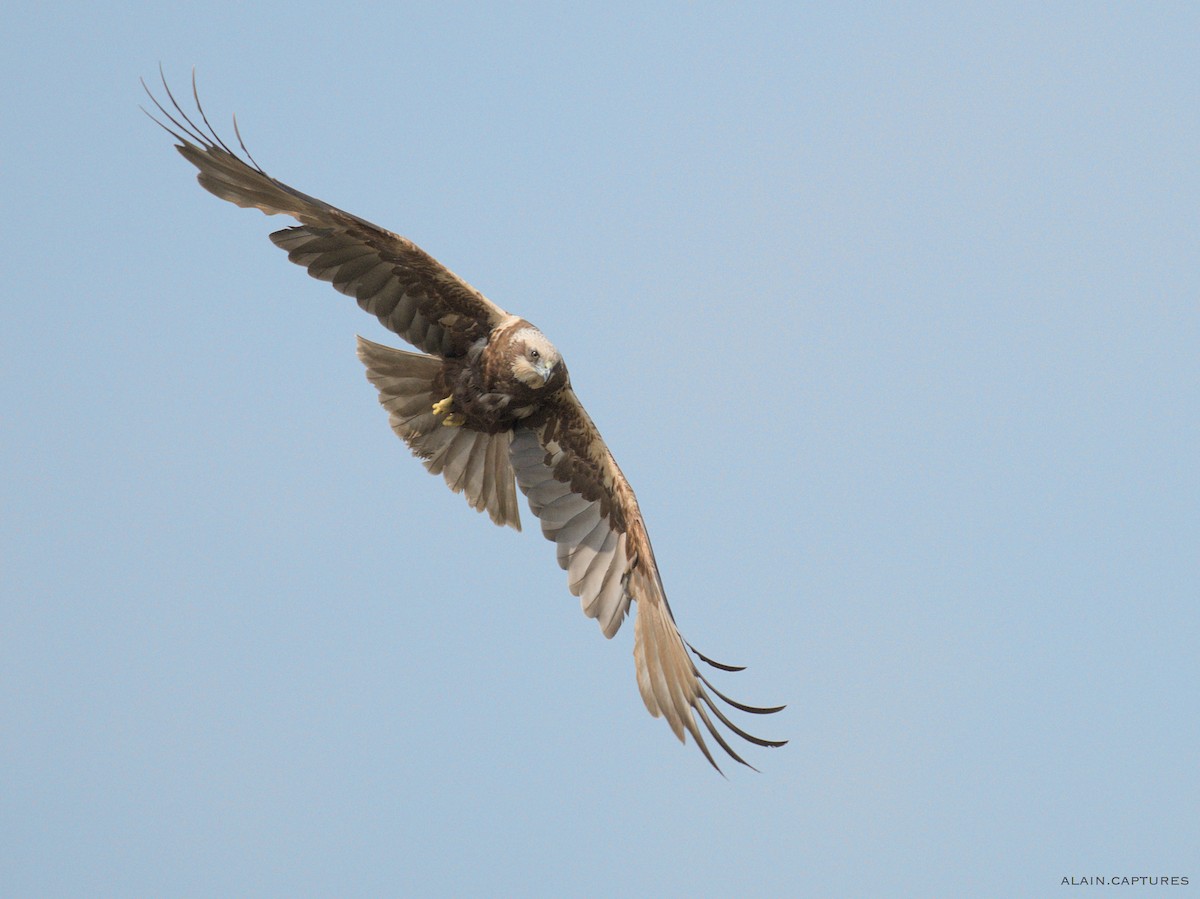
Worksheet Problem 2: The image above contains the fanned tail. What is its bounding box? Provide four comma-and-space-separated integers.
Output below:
356, 336, 522, 529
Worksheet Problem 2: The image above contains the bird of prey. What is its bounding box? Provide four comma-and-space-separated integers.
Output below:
143, 73, 785, 772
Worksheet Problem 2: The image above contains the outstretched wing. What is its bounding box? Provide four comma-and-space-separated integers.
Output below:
143, 73, 509, 358
510, 390, 786, 772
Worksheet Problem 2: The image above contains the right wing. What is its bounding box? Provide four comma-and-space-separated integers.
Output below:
144, 72, 510, 358
510, 389, 787, 772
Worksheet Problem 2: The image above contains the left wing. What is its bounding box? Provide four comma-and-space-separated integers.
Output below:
510, 389, 786, 772
142, 72, 510, 359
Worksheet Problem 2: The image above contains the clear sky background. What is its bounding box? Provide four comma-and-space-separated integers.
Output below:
3, 3, 1197, 897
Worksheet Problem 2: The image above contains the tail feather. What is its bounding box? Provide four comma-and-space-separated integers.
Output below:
356, 336, 521, 530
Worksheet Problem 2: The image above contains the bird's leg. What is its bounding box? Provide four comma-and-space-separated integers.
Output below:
432, 394, 465, 427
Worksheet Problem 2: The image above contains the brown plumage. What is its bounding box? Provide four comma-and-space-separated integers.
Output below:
143, 72, 785, 772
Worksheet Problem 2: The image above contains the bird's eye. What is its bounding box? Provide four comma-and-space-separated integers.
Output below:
530, 348, 540, 360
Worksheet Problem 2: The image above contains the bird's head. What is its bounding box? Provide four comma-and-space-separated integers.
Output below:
510, 327, 567, 391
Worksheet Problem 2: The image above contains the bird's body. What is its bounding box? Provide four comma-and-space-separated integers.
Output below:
145, 73, 784, 772
415, 317, 567, 434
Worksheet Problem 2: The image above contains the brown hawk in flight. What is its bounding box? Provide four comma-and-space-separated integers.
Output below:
144, 73, 785, 772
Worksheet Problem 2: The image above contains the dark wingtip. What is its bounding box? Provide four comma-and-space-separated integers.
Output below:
695, 702, 759, 772
140, 65, 210, 149
702, 673, 787, 717
673, 638, 788, 771
231, 112, 267, 174
189, 67, 240, 159
686, 641, 746, 672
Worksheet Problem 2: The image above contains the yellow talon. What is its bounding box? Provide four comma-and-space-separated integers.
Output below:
432, 394, 465, 427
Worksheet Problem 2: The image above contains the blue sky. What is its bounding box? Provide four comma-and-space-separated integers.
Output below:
3, 2, 1197, 896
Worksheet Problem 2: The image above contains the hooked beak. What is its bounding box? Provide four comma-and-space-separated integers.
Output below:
534, 360, 553, 385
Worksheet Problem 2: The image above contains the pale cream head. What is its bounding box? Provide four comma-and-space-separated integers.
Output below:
510, 327, 565, 389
